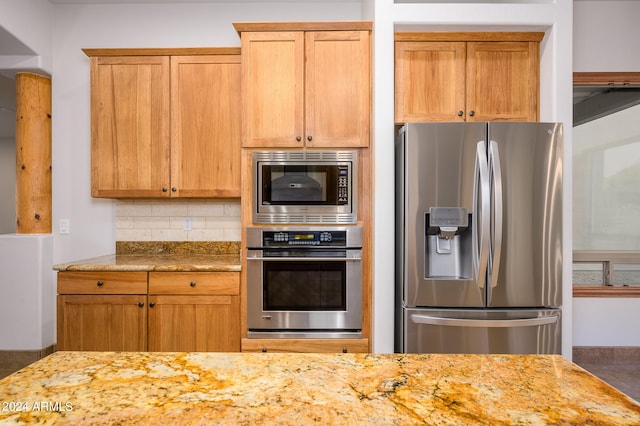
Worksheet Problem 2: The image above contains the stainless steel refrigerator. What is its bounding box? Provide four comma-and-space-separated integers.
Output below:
395, 122, 563, 354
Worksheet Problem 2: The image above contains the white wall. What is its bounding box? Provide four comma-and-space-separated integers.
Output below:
572, 0, 640, 347
574, 0, 640, 72
0, 0, 54, 74
0, 235, 54, 350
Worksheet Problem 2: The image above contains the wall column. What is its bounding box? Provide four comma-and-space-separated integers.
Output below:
15, 73, 52, 234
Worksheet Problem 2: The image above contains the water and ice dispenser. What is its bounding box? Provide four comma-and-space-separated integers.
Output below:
425, 207, 472, 279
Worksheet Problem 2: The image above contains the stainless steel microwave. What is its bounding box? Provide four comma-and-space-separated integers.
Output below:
252, 151, 358, 224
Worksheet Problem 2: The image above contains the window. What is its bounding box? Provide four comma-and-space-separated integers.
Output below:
573, 72, 640, 296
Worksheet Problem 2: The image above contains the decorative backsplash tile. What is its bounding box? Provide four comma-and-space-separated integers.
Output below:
116, 200, 241, 242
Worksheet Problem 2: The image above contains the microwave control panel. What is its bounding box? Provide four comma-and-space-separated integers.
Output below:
337, 165, 349, 204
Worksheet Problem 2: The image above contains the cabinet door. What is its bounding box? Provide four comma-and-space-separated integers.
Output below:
305, 31, 371, 147
90, 56, 170, 197
466, 41, 539, 122
148, 295, 240, 352
171, 56, 241, 197
395, 41, 466, 123
57, 295, 147, 351
241, 32, 304, 147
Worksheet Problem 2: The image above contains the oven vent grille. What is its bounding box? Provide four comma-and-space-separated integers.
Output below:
253, 151, 356, 162
255, 214, 357, 224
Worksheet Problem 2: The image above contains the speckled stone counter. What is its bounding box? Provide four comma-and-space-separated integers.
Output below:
52, 241, 241, 272
1, 352, 639, 425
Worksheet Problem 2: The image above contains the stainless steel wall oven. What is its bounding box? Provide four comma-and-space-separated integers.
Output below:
246, 226, 362, 338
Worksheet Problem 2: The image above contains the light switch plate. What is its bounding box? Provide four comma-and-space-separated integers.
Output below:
59, 219, 70, 235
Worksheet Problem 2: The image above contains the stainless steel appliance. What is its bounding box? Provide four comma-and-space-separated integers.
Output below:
395, 122, 563, 354
252, 151, 357, 224
246, 226, 362, 338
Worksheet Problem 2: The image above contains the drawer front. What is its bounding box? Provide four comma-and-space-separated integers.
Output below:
57, 271, 148, 294
148, 272, 239, 295
241, 338, 370, 353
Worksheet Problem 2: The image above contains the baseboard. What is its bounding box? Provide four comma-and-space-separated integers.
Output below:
573, 346, 640, 364
0, 345, 55, 371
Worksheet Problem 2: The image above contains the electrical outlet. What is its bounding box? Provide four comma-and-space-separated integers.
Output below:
59, 219, 70, 235
183, 217, 192, 231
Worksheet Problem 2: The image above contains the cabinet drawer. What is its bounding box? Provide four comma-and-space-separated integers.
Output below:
241, 338, 369, 353
148, 272, 239, 295
57, 271, 147, 294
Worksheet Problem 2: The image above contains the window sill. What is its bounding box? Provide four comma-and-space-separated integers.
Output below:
573, 286, 640, 297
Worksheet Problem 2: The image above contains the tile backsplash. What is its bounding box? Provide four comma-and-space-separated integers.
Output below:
116, 200, 241, 242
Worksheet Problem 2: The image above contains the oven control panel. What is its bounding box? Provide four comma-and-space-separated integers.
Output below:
263, 230, 346, 247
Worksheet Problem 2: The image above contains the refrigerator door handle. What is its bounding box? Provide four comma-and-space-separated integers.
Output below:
488, 140, 503, 289
410, 314, 559, 328
474, 140, 490, 289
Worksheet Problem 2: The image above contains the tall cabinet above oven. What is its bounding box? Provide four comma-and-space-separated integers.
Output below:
234, 21, 373, 353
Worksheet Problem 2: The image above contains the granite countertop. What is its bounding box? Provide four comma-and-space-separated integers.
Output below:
1, 352, 639, 425
52, 241, 241, 272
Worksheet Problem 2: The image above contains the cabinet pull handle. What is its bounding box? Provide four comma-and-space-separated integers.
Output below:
96, 281, 104, 287
296, 136, 302, 142
138, 302, 144, 308
469, 110, 475, 117
190, 281, 196, 287
457, 110, 464, 117
307, 135, 313, 142
149, 302, 156, 308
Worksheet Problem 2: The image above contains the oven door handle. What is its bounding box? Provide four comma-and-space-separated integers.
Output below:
246, 256, 362, 261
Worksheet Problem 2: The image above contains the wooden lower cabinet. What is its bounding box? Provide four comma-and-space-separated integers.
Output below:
57, 271, 240, 352
57, 294, 147, 351
241, 338, 369, 353
148, 295, 240, 352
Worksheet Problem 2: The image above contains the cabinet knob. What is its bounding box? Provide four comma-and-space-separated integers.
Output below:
189, 281, 196, 287
296, 136, 302, 142
149, 302, 156, 308
457, 110, 464, 117
307, 135, 313, 142
138, 302, 144, 308
162, 187, 168, 192
469, 110, 475, 117
342, 347, 348, 353
96, 281, 104, 287
261, 347, 268, 353
171, 187, 177, 192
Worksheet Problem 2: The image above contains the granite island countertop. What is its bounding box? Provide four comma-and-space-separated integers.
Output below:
52, 241, 241, 272
1, 352, 639, 425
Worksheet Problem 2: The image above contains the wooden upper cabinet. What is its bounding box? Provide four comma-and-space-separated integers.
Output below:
90, 56, 170, 197
86, 48, 241, 198
466, 41, 539, 122
238, 24, 371, 148
395, 41, 466, 122
240, 31, 304, 148
395, 33, 542, 123
171, 55, 241, 197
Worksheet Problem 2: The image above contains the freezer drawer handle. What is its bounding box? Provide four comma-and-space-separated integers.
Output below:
410, 314, 558, 328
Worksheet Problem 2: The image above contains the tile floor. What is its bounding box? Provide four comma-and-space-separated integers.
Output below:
575, 362, 640, 403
